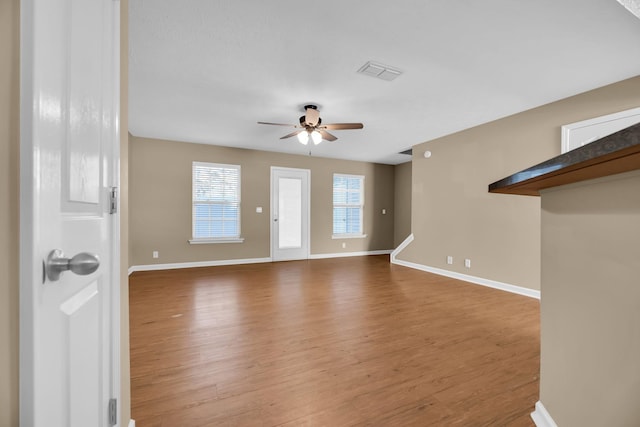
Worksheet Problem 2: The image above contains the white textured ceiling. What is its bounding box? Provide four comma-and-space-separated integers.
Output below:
129, 0, 640, 165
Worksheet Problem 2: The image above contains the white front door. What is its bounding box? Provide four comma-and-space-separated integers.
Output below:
271, 167, 310, 261
20, 0, 120, 425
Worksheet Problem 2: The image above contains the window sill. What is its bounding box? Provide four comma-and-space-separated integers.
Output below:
332, 234, 367, 239
189, 238, 245, 245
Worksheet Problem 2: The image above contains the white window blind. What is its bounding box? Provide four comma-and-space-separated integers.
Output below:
192, 162, 241, 241
333, 174, 364, 236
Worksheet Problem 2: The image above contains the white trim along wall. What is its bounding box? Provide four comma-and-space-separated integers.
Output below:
128, 250, 393, 275
130, 237, 540, 301
530, 401, 559, 427
128, 257, 272, 275
391, 234, 540, 299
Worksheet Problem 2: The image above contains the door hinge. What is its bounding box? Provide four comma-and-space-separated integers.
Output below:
108, 398, 117, 425
109, 187, 118, 214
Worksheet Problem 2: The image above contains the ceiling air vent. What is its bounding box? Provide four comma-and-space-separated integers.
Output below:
358, 61, 403, 81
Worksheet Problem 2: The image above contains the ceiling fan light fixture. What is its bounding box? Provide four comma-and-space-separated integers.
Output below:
311, 130, 322, 145
297, 131, 309, 145
258, 107, 363, 144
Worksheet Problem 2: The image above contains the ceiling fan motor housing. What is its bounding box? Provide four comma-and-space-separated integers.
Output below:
303, 105, 320, 126
300, 115, 321, 128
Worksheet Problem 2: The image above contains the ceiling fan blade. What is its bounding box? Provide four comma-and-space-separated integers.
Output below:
319, 130, 338, 142
280, 130, 303, 139
257, 121, 296, 127
322, 123, 364, 130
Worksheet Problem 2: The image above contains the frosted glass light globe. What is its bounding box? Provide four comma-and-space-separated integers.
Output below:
311, 130, 322, 145
297, 131, 309, 145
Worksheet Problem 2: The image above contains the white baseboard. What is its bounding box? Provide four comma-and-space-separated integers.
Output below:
391, 233, 414, 263
128, 420, 135, 427
308, 249, 392, 259
390, 239, 540, 299
531, 401, 558, 427
129, 251, 394, 275
128, 257, 272, 274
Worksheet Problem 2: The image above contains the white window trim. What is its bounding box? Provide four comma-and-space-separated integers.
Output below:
332, 234, 368, 239
188, 237, 245, 245
192, 161, 243, 242
332, 173, 365, 238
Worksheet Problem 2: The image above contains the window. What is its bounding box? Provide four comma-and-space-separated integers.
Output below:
333, 174, 365, 237
191, 162, 243, 243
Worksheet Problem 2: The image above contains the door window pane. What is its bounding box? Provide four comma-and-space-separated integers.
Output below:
278, 177, 302, 249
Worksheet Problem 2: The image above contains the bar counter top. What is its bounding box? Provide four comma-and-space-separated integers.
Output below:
489, 122, 640, 196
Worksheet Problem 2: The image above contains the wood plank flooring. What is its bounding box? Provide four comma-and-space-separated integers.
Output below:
129, 255, 539, 426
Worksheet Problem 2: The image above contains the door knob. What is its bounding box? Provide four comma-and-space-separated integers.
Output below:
45, 249, 100, 282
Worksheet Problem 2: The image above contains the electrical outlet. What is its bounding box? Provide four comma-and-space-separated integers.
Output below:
382, 208, 386, 214
153, 251, 159, 259
256, 206, 262, 213
342, 242, 346, 249
447, 256, 453, 265
465, 259, 471, 268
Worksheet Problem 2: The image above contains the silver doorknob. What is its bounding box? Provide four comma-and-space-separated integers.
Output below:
45, 249, 100, 282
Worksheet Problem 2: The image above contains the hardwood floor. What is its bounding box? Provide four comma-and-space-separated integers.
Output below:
129, 255, 539, 426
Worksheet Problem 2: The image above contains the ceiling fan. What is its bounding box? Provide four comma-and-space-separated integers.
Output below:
258, 105, 364, 145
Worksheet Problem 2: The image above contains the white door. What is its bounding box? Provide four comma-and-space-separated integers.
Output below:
271, 167, 310, 261
20, 0, 120, 425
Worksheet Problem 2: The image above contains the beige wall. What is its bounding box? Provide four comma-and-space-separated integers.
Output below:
0, 0, 20, 424
119, 0, 131, 424
129, 136, 396, 266
393, 161, 412, 247
397, 75, 640, 291
539, 170, 640, 426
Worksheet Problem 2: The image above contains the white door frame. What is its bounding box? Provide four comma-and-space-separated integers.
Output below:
270, 167, 311, 261
561, 106, 640, 153
18, 0, 121, 423
110, 0, 122, 421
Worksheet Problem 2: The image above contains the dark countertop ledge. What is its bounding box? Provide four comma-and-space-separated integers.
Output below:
488, 122, 640, 196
